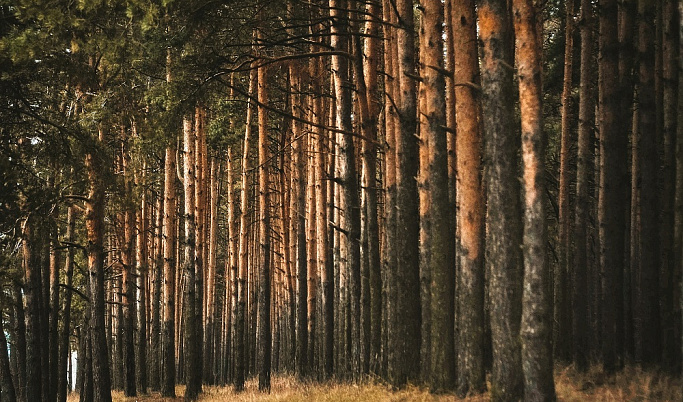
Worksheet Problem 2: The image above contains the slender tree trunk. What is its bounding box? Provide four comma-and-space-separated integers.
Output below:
388, 0, 421, 386
598, 0, 626, 374
257, 59, 272, 392
22, 213, 42, 402
58, 206, 76, 402
85, 131, 113, 402
136, 182, 148, 393
479, 0, 524, 399
619, 0, 637, 363
122, 142, 137, 398
183, 114, 202, 400
161, 146, 177, 397
513, 0, 556, 399
150, 196, 163, 391
676, 1, 683, 378
0, 315, 17, 402
452, 0, 486, 394
381, 0, 397, 381
12, 284, 25, 402
635, 0, 661, 366
660, 0, 680, 372
417, 0, 455, 392
235, 63, 256, 392
572, 0, 595, 373
291, 63, 309, 378
556, 0, 575, 363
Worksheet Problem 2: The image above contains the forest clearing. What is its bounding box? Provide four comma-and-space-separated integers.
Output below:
1, 0, 682, 401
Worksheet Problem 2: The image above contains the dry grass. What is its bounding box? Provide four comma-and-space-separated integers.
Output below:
67, 366, 681, 401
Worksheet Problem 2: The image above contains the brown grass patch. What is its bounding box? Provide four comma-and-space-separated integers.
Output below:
66, 366, 681, 401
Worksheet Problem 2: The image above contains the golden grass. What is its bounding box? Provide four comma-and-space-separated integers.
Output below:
67, 365, 681, 401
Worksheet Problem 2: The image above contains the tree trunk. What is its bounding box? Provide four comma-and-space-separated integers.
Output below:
85, 131, 113, 402
12, 284, 26, 401
618, 0, 637, 363
58, 206, 76, 402
452, 0, 486, 394
122, 142, 137, 398
235, 63, 256, 392
598, 0, 626, 374
161, 146, 177, 397
136, 181, 148, 393
513, 0, 556, 399
388, 0, 421, 386
479, 0, 524, 399
150, 196, 163, 391
572, 0, 595, 373
257, 59, 272, 393
635, 0, 661, 366
183, 114, 202, 400
660, 0, 680, 372
417, 0, 455, 392
556, 0, 575, 363
0, 313, 17, 402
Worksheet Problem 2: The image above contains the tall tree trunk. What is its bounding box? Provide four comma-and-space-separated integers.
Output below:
389, 0, 421, 386
226, 147, 238, 384
329, 0, 361, 379
598, 0, 626, 374
381, 0, 397, 380
635, 0, 661, 366
572, 0, 595, 373
660, 0, 680, 372
48, 178, 60, 402
513, 0, 556, 399
418, 0, 455, 392
619, 0, 637, 363
161, 146, 177, 398
292, 63, 309, 378
22, 214, 42, 402
257, 59, 272, 393
452, 0, 486, 395
194, 105, 206, 387
0, 315, 17, 402
122, 142, 137, 398
136, 182, 149, 393
361, 0, 382, 376
676, 1, 683, 378
12, 285, 25, 401
479, 0, 524, 399
556, 0, 575, 363
150, 196, 163, 391
183, 114, 202, 400
206, 157, 219, 383
235, 63, 256, 392
58, 206, 76, 402
85, 131, 113, 402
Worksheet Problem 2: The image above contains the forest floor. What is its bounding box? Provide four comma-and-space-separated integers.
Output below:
70, 365, 682, 401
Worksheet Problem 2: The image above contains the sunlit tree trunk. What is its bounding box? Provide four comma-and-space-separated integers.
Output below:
452, 0, 486, 395
513, 0, 556, 399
